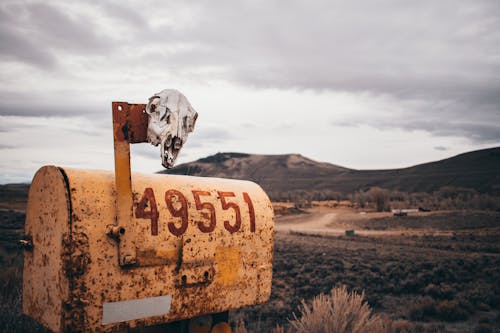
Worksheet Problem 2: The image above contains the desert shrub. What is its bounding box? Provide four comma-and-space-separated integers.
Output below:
474, 323, 493, 333
391, 319, 413, 333
423, 284, 440, 298
389, 191, 408, 203
0, 267, 49, 333
477, 303, 490, 311
465, 284, 499, 308
233, 320, 248, 333
272, 325, 291, 333
430, 264, 459, 284
288, 286, 386, 333
432, 187, 500, 210
423, 283, 454, 300
490, 294, 500, 309
424, 324, 447, 333
434, 300, 468, 322
409, 297, 468, 323
368, 187, 391, 212
408, 297, 436, 321
478, 315, 490, 324
351, 191, 369, 208
455, 297, 474, 315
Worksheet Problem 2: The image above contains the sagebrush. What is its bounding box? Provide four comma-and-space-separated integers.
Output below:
287, 286, 387, 333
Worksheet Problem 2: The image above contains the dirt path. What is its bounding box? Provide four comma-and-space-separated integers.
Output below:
275, 211, 339, 234
274, 208, 463, 237
275, 208, 388, 235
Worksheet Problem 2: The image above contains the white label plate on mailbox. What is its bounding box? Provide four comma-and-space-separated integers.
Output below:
102, 295, 172, 325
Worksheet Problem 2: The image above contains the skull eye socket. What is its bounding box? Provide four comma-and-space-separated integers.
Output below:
165, 134, 173, 147
147, 96, 160, 114
160, 108, 171, 124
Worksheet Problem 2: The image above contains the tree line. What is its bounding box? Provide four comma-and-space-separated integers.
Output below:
268, 186, 500, 212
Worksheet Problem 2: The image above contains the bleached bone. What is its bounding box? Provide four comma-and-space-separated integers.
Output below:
145, 89, 198, 168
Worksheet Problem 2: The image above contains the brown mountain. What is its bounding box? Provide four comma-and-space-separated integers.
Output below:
0, 183, 30, 211
161, 147, 500, 198
1, 147, 498, 207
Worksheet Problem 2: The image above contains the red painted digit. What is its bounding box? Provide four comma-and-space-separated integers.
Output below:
218, 191, 241, 233
243, 192, 256, 232
165, 190, 189, 236
192, 190, 216, 233
135, 188, 159, 236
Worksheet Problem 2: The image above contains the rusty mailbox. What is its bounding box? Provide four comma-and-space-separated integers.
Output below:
22, 93, 274, 332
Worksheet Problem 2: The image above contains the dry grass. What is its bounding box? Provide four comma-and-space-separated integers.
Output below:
233, 320, 248, 333
288, 286, 386, 333
235, 223, 499, 332
0, 267, 49, 333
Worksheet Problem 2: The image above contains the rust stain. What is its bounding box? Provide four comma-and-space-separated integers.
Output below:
62, 231, 91, 332
23, 157, 274, 331
112, 102, 148, 144
136, 248, 179, 266
127, 104, 148, 143
112, 102, 136, 266
215, 246, 240, 286
156, 247, 178, 259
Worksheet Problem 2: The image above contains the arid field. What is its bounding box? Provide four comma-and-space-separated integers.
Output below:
1, 189, 499, 332
234, 205, 500, 332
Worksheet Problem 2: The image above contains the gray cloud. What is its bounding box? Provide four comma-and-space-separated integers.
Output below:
194, 127, 234, 142
152, 1, 500, 93
97, 2, 148, 28
30, 3, 115, 52
147, 0, 500, 141
0, 0, 499, 158
0, 101, 103, 117
345, 116, 500, 143
404, 118, 500, 143
131, 144, 160, 159
0, 88, 112, 119
434, 146, 448, 151
434, 123, 500, 143
0, 2, 114, 69
0, 24, 57, 68
0, 115, 110, 145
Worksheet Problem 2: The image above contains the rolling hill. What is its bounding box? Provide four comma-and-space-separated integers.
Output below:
162, 147, 500, 198
1, 147, 498, 206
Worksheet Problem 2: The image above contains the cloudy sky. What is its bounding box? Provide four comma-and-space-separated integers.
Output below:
1, 0, 499, 183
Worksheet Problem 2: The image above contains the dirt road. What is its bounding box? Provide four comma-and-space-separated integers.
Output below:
274, 207, 474, 236
274, 210, 340, 234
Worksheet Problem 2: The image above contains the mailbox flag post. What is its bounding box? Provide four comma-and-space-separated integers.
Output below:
111, 102, 149, 266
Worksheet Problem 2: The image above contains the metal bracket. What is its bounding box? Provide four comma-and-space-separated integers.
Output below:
19, 235, 33, 251
111, 102, 148, 266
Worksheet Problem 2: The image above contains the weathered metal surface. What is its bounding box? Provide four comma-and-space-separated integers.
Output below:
23, 166, 71, 332
112, 102, 142, 266
112, 102, 148, 144
23, 166, 274, 332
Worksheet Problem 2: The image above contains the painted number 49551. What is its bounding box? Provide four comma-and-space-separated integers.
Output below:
135, 188, 256, 236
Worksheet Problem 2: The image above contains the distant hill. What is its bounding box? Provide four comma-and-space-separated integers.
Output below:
0, 183, 30, 211
1, 148, 498, 207
161, 147, 500, 199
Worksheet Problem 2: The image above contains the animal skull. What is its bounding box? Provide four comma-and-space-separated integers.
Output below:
145, 89, 198, 168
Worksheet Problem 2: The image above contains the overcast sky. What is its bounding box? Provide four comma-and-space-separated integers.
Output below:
1, 0, 499, 183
